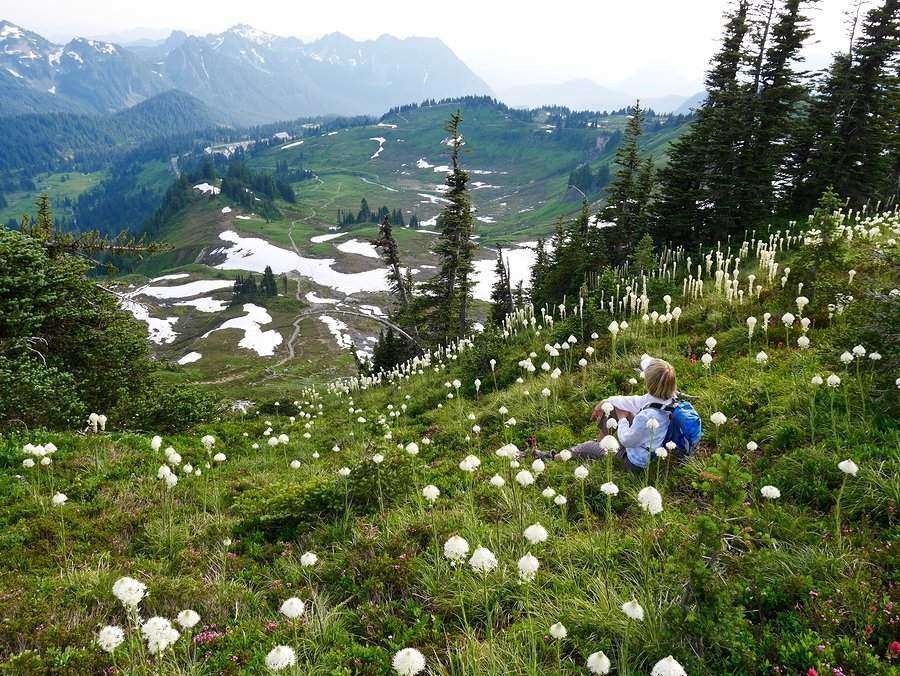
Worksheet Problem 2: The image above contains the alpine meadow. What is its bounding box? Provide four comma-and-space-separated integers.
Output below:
0, 1, 898, 675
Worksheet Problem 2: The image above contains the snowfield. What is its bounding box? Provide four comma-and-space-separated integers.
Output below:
305, 291, 341, 305
319, 315, 354, 350
279, 140, 305, 150
120, 299, 179, 345
214, 231, 390, 294
177, 352, 202, 365
336, 238, 380, 259
174, 297, 230, 313
369, 137, 386, 160
140, 280, 234, 300
202, 303, 283, 357
472, 242, 546, 302
193, 182, 220, 195
310, 232, 347, 243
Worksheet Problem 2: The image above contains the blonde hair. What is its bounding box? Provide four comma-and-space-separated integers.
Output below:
645, 358, 677, 399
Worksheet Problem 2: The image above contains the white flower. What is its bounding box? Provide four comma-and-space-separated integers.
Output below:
151, 435, 162, 451
869, 352, 882, 360
554, 494, 568, 506
621, 598, 645, 621
515, 470, 535, 487
201, 435, 215, 449
469, 546, 498, 574
608, 321, 619, 336
797, 336, 810, 349
840, 351, 854, 364
517, 552, 539, 582
372, 454, 385, 464
701, 353, 713, 368
176, 609, 200, 629
51, 492, 67, 506
574, 465, 589, 480
655, 447, 668, 459
112, 576, 146, 609
290, 460, 301, 469
760, 485, 781, 499
599, 434, 620, 453
826, 374, 842, 388
755, 351, 768, 364
531, 459, 545, 474
781, 312, 795, 327
600, 482, 619, 496
164, 473, 178, 489
811, 375, 824, 386
22, 458, 34, 468
838, 459, 859, 476
549, 622, 567, 639
498, 406, 508, 416
405, 442, 419, 456
523, 523, 548, 545
558, 449, 572, 461
422, 485, 440, 503
495, 443, 519, 459
213, 452, 226, 463
541, 387, 551, 398
40, 456, 51, 466
587, 650, 611, 674
392, 647, 426, 676
443, 535, 469, 563
579, 358, 588, 367
646, 417, 660, 431
459, 454, 480, 472
489, 474, 506, 488
266, 645, 297, 671
141, 616, 180, 654
280, 597, 306, 619
710, 411, 727, 427
338, 467, 351, 477
300, 551, 318, 567
651, 655, 687, 676
747, 440, 759, 452
705, 336, 717, 351
97, 625, 125, 652
852, 344, 866, 357
637, 486, 663, 515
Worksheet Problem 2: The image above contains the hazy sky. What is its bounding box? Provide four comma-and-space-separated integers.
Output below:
0, 0, 853, 94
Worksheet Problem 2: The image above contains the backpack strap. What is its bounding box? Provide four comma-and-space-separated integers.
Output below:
641, 401, 676, 413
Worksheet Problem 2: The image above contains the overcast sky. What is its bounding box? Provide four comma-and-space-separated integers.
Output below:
0, 0, 852, 94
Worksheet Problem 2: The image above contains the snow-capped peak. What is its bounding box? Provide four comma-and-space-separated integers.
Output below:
226, 24, 276, 46
0, 21, 25, 40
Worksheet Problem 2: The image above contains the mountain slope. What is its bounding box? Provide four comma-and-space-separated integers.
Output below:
0, 20, 493, 124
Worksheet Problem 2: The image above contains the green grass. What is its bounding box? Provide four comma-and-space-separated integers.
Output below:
0, 171, 106, 224
1, 208, 897, 675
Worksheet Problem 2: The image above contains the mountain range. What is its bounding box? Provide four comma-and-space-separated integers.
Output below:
0, 20, 492, 124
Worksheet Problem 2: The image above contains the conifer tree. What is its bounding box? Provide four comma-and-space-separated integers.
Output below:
371, 215, 409, 309
490, 246, 514, 324
421, 112, 477, 343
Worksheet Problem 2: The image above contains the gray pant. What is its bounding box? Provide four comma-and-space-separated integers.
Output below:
566, 441, 642, 473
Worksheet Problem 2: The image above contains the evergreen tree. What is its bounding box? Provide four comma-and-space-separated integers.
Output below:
490, 246, 514, 324
792, 0, 899, 210
262, 266, 278, 296
421, 112, 477, 343
633, 233, 655, 274
371, 215, 409, 309
655, 0, 752, 243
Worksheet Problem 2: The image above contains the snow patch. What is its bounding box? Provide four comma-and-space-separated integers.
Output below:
194, 182, 220, 195
177, 352, 202, 365
280, 140, 305, 150
305, 291, 341, 305
310, 232, 346, 243
202, 303, 282, 357
336, 238, 379, 259
319, 315, 353, 350
120, 299, 178, 345
369, 137, 386, 160
221, 206, 232, 214
174, 297, 229, 313
140, 280, 233, 300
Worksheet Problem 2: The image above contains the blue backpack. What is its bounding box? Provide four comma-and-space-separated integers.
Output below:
643, 399, 702, 457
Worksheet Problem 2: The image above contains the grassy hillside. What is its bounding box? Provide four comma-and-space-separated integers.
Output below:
1, 205, 897, 675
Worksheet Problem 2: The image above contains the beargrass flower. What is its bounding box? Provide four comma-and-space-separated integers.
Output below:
112, 576, 146, 609
574, 465, 589, 480
469, 547, 498, 574
392, 647, 426, 676
811, 375, 823, 386
141, 616, 179, 654
280, 597, 305, 619
651, 656, 687, 676
554, 494, 567, 506
516, 470, 535, 487
600, 435, 619, 453
213, 453, 226, 463
621, 599, 645, 621
523, 523, 548, 545
265, 645, 296, 671
97, 625, 124, 653
422, 485, 440, 503
710, 411, 727, 427
756, 351, 768, 364
51, 492, 67, 506
151, 435, 162, 451
558, 449, 572, 461
838, 459, 859, 476
338, 467, 351, 477
826, 374, 841, 388
490, 474, 506, 488
372, 454, 385, 464
176, 609, 200, 629
517, 552, 539, 582
600, 482, 619, 496
290, 460, 301, 469
549, 622, 567, 639
798, 336, 810, 349
637, 486, 663, 515
760, 485, 781, 499
587, 651, 611, 674
405, 442, 419, 456
300, 552, 318, 567
443, 535, 469, 564
531, 459, 545, 474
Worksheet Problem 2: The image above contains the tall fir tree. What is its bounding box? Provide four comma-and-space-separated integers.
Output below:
791, 0, 899, 210
371, 215, 409, 309
489, 246, 514, 325
421, 111, 477, 343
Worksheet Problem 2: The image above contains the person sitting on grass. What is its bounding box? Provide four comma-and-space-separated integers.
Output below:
536, 356, 677, 473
